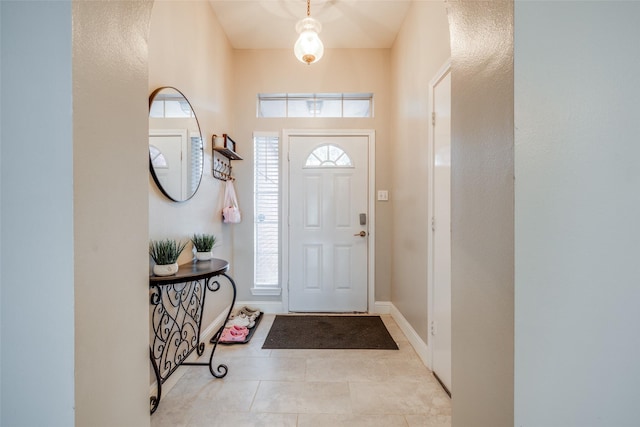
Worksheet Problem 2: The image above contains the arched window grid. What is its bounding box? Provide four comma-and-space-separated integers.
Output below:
304, 144, 353, 168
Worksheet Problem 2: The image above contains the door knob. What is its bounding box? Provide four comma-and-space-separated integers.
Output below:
354, 231, 367, 237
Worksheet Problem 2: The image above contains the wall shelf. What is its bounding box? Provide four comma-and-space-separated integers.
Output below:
212, 134, 242, 181
213, 147, 242, 161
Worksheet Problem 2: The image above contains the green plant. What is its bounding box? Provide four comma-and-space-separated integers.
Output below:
191, 233, 217, 252
149, 239, 187, 265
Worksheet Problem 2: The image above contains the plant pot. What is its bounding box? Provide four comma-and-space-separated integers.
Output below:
195, 251, 213, 261
153, 262, 179, 276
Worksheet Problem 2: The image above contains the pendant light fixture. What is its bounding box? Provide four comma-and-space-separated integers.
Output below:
293, 0, 324, 65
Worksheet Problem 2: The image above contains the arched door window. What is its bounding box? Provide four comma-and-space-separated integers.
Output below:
304, 144, 353, 167
149, 144, 168, 168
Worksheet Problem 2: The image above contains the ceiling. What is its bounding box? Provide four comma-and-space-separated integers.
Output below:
208, 0, 412, 50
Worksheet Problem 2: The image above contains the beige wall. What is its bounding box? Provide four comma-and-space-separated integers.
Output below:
390, 1, 450, 342
447, 2, 514, 426
148, 1, 235, 329
231, 48, 393, 304
73, 1, 153, 426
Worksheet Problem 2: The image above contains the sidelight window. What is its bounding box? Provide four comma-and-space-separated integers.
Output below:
253, 133, 280, 295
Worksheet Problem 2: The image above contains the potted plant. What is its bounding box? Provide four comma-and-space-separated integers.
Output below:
149, 239, 187, 276
191, 233, 217, 261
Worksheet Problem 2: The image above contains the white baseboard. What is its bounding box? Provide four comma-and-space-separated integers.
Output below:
372, 301, 393, 314
389, 303, 432, 369
235, 300, 284, 314
200, 306, 232, 342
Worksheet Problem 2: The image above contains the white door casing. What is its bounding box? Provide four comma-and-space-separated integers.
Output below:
283, 130, 375, 313
429, 62, 452, 393
149, 129, 188, 199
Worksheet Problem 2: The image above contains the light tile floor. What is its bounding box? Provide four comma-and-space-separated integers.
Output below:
151, 314, 451, 427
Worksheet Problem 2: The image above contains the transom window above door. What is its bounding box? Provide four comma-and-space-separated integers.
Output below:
304, 144, 353, 168
257, 93, 373, 118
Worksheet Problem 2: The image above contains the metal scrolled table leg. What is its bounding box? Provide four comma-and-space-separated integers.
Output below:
207, 272, 237, 377
149, 347, 162, 414
182, 272, 237, 378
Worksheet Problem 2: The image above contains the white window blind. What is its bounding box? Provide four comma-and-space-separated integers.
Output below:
253, 133, 280, 292
189, 135, 203, 195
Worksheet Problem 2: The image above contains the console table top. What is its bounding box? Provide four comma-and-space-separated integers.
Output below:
149, 258, 229, 285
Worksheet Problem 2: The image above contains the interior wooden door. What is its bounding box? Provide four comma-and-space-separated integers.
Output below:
431, 66, 452, 393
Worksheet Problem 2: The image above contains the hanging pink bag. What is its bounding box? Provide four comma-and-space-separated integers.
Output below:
222, 179, 241, 224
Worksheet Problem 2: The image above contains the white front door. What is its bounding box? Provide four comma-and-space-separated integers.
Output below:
288, 134, 369, 312
431, 65, 452, 393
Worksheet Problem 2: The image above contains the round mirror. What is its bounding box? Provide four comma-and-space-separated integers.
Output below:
148, 87, 204, 202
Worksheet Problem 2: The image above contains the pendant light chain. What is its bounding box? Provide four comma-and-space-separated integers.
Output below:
307, 0, 311, 17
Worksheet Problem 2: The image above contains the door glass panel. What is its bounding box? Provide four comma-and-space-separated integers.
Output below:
304, 144, 353, 168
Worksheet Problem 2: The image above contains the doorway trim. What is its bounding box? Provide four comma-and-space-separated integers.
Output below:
427, 59, 451, 370
282, 129, 376, 313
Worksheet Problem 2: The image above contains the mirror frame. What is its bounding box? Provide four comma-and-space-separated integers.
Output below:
148, 86, 204, 203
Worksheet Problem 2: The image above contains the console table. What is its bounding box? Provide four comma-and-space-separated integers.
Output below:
149, 258, 236, 414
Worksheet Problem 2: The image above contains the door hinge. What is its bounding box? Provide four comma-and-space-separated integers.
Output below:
431, 320, 436, 336
431, 216, 435, 232
432, 112, 436, 126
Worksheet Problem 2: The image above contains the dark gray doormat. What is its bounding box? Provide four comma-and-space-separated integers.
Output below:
262, 315, 399, 350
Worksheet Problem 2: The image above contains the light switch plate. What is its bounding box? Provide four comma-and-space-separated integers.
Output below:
377, 190, 389, 201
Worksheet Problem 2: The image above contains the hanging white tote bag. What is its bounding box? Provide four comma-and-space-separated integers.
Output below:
222, 179, 241, 224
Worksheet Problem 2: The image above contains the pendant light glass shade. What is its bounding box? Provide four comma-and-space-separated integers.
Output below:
294, 14, 324, 64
